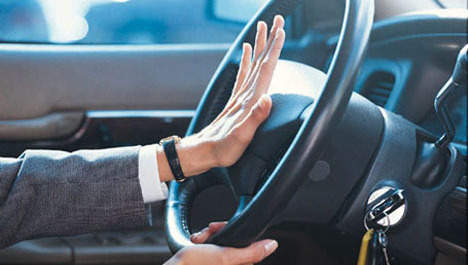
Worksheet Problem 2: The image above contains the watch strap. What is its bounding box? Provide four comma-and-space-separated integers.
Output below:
161, 138, 186, 182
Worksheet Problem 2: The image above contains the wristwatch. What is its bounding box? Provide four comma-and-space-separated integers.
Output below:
159, 135, 186, 183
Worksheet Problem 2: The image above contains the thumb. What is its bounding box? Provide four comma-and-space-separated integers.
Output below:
233, 94, 272, 144
251, 94, 273, 124
191, 221, 227, 244
223, 239, 279, 265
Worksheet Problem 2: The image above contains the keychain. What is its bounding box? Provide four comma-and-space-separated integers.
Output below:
368, 228, 384, 265
377, 229, 391, 265
357, 210, 393, 265
357, 186, 407, 265
357, 229, 374, 265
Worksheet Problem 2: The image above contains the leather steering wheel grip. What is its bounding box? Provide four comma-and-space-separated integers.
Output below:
165, 0, 375, 253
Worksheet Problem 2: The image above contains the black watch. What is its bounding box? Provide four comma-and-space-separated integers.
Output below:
159, 135, 186, 183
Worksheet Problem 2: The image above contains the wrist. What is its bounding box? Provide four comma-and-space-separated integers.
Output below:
177, 136, 217, 177
156, 136, 216, 182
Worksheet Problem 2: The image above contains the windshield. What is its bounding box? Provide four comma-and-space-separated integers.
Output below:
0, 0, 267, 44
1, 0, 464, 45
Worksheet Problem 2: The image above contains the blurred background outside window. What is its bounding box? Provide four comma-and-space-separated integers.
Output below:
0, 0, 464, 45
0, 0, 268, 44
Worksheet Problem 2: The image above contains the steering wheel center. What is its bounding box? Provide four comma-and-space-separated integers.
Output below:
229, 60, 327, 196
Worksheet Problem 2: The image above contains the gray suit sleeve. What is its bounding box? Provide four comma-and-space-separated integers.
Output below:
0, 146, 148, 248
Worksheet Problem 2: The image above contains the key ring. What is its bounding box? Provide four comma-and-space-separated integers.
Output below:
364, 210, 391, 233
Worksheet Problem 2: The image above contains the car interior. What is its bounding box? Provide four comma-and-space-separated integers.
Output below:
0, 0, 466, 264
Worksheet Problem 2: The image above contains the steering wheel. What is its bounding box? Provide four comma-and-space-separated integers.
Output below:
166, 0, 374, 251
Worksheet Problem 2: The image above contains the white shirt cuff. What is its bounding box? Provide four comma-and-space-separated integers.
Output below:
138, 144, 168, 203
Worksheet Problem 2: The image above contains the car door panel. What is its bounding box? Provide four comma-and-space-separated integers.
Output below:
0, 43, 225, 263
0, 43, 225, 158
0, 43, 228, 121
0, 112, 84, 141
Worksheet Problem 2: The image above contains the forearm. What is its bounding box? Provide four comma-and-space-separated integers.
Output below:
0, 146, 148, 248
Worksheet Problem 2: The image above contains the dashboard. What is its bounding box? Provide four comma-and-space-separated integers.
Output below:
188, 7, 468, 265
348, 11, 467, 259
187, 6, 468, 265
351, 10, 468, 152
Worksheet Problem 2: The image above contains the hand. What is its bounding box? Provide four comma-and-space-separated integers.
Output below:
164, 222, 279, 265
157, 15, 286, 182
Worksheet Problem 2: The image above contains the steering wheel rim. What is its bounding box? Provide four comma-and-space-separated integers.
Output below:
166, 0, 374, 252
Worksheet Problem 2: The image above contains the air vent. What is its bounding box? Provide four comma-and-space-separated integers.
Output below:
362, 71, 396, 107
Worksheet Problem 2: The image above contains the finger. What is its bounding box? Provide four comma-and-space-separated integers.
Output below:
232, 43, 253, 96
253, 21, 267, 61
228, 95, 272, 145
234, 21, 267, 99
223, 16, 284, 105
230, 20, 269, 107
207, 17, 283, 127
237, 17, 285, 100
222, 239, 278, 265
234, 27, 285, 110
208, 221, 227, 234
252, 28, 285, 95
214, 43, 252, 123
271, 15, 285, 36
190, 227, 209, 244
255, 15, 284, 63
190, 221, 227, 244
261, 15, 285, 63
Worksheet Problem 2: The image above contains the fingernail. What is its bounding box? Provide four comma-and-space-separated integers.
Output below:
191, 232, 201, 239
264, 240, 278, 255
258, 21, 266, 30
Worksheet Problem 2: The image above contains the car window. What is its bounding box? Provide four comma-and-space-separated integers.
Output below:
0, 0, 268, 44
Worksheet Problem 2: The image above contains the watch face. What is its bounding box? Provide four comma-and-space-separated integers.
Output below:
160, 135, 181, 144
